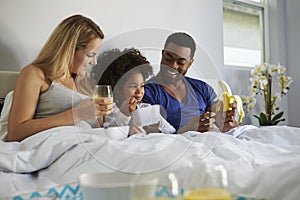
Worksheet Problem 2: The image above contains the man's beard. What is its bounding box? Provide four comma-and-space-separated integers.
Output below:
160, 65, 185, 85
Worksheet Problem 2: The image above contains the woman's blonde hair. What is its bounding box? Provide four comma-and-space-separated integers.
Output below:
33, 14, 104, 81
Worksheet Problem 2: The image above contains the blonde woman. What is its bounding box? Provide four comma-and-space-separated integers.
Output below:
7, 14, 112, 142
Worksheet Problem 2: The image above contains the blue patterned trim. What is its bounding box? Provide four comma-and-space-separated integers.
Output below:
9, 183, 267, 200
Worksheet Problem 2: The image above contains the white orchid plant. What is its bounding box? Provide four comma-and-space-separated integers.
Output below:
242, 63, 293, 126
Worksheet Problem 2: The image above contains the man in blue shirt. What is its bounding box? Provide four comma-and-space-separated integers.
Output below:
143, 32, 238, 133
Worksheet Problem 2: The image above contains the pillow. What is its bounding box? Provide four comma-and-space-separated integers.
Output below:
0, 91, 13, 141
0, 98, 4, 114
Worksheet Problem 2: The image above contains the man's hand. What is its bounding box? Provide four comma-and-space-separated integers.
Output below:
177, 111, 216, 134
216, 102, 238, 132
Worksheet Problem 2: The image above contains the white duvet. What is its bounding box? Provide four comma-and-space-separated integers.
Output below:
1, 125, 300, 200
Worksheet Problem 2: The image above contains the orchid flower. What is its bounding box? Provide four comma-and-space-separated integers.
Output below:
244, 62, 293, 126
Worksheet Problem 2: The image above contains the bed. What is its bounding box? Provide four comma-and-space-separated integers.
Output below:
1, 71, 300, 200
1, 123, 300, 199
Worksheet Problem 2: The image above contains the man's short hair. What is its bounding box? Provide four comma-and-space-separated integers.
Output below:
164, 32, 196, 59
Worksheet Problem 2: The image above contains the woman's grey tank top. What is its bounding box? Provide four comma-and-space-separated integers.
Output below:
34, 81, 88, 119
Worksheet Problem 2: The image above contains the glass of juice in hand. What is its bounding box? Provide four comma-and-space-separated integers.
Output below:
93, 85, 113, 109
93, 85, 114, 128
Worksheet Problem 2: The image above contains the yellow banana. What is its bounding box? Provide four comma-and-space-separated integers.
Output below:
231, 94, 245, 124
215, 81, 245, 124
218, 80, 232, 95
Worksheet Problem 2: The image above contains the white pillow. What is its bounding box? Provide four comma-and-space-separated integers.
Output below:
0, 90, 13, 141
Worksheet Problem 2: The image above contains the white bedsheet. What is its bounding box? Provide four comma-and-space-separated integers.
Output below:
1, 125, 300, 200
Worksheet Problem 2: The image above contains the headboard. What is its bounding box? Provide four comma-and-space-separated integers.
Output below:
0, 71, 19, 113
0, 71, 19, 98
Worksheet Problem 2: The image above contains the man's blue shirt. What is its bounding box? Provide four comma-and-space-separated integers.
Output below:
143, 76, 217, 131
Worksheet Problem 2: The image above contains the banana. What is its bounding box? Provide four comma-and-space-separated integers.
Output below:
215, 81, 245, 124
231, 94, 245, 124
218, 80, 232, 95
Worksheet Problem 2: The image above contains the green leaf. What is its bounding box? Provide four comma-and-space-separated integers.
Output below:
253, 115, 260, 119
259, 113, 268, 125
271, 111, 284, 123
254, 112, 284, 126
273, 119, 285, 125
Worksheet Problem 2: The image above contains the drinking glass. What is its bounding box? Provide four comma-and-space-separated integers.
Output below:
183, 164, 231, 200
93, 85, 114, 128
93, 85, 113, 102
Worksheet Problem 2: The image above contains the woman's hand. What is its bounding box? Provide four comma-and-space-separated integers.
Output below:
94, 97, 114, 118
73, 97, 113, 122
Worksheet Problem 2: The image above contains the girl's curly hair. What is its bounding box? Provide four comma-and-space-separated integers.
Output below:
92, 48, 153, 106
93, 48, 153, 89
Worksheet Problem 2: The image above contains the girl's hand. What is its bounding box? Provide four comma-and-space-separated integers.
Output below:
119, 96, 138, 116
128, 96, 138, 113
143, 123, 160, 133
128, 126, 146, 137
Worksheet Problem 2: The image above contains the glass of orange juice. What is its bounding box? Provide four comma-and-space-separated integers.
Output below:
183, 165, 232, 200
93, 85, 113, 106
93, 85, 114, 128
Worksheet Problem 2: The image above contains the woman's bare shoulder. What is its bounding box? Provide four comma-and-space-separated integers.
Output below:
21, 64, 44, 76
16, 64, 49, 91
18, 64, 47, 82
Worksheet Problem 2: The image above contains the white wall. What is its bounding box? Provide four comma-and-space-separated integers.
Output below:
266, 0, 300, 127
286, 0, 300, 127
0, 0, 223, 81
